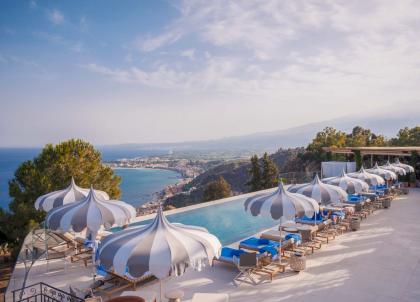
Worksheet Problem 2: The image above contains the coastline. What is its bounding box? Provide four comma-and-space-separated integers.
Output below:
106, 156, 207, 215
112, 166, 185, 176
112, 166, 193, 215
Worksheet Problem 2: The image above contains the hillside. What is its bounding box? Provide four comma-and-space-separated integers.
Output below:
165, 148, 307, 208
101, 110, 420, 155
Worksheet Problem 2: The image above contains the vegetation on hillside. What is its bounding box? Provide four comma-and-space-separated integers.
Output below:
246, 153, 279, 192
0, 139, 121, 257
246, 155, 262, 191
165, 125, 419, 208
203, 176, 232, 201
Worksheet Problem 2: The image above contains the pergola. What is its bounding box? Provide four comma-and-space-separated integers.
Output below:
322, 146, 420, 157
322, 146, 420, 167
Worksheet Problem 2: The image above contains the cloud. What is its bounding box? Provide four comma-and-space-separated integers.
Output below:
85, 0, 420, 116
0, 53, 38, 67
79, 16, 88, 32
136, 31, 182, 52
29, 0, 37, 9
125, 54, 133, 63
33, 31, 83, 52
82, 64, 133, 83
47, 9, 65, 25
180, 48, 195, 60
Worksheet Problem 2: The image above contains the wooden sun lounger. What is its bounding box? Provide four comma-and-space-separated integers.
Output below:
51, 231, 89, 253
70, 249, 92, 267
96, 270, 155, 298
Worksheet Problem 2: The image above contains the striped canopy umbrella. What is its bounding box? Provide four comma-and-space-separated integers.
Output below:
393, 158, 415, 173
347, 167, 385, 187
97, 207, 221, 279
288, 174, 348, 205
35, 177, 109, 212
366, 163, 397, 181
322, 170, 369, 194
45, 187, 136, 238
380, 161, 406, 176
244, 182, 319, 220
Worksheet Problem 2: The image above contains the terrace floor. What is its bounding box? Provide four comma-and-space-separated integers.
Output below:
6, 189, 420, 302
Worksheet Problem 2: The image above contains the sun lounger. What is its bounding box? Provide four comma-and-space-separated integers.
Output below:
314, 220, 336, 243
233, 252, 269, 285
94, 269, 155, 298
260, 229, 284, 242
214, 247, 287, 283
239, 237, 280, 252
70, 250, 92, 267
51, 231, 90, 253
214, 247, 246, 266
295, 213, 326, 225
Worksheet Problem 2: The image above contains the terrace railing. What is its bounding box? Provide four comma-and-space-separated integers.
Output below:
12, 282, 84, 302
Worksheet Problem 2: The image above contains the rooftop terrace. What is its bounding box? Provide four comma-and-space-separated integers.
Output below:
6, 189, 420, 302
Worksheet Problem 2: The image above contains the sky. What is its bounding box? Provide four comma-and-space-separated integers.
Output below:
1, 0, 420, 147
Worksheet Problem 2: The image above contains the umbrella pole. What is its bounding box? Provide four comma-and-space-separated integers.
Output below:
279, 226, 282, 264
160, 279, 163, 302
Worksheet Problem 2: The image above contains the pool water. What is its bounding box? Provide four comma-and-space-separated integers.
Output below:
126, 197, 279, 246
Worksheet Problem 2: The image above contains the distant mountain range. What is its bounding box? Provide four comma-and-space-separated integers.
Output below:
101, 110, 420, 155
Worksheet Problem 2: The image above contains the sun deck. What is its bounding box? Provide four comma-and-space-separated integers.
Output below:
6, 189, 420, 302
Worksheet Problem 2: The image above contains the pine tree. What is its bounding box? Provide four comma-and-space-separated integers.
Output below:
203, 176, 232, 201
261, 152, 279, 189
247, 155, 262, 192
2, 139, 122, 257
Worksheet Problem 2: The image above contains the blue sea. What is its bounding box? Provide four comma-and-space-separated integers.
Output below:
0, 147, 179, 210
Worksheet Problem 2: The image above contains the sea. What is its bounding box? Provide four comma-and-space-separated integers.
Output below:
0, 147, 181, 210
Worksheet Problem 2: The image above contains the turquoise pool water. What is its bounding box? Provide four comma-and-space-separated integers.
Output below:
127, 198, 279, 246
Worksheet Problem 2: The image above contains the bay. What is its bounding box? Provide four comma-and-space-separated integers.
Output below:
113, 168, 181, 207
0, 147, 176, 210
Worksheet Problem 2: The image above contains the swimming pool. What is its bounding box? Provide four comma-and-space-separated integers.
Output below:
124, 195, 279, 245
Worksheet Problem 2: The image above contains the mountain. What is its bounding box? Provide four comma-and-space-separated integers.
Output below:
101, 110, 420, 155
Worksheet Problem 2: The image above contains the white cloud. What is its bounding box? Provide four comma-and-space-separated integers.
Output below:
84, 0, 420, 127
180, 48, 195, 60
125, 53, 133, 63
137, 31, 182, 52
82, 64, 132, 83
0, 53, 39, 67
79, 16, 88, 32
33, 32, 83, 53
47, 9, 65, 25
29, 0, 37, 9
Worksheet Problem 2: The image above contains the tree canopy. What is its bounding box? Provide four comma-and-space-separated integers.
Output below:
390, 126, 420, 146
1, 139, 121, 257
203, 176, 232, 201
246, 155, 262, 192
261, 153, 279, 189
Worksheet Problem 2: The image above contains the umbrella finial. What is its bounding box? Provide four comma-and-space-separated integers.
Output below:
86, 185, 97, 201
278, 180, 286, 192
312, 173, 321, 184
70, 177, 76, 186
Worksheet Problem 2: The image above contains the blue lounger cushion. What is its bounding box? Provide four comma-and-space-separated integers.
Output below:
295, 215, 324, 224
218, 247, 246, 263
218, 247, 266, 264
285, 233, 302, 244
239, 237, 280, 250
259, 245, 278, 258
